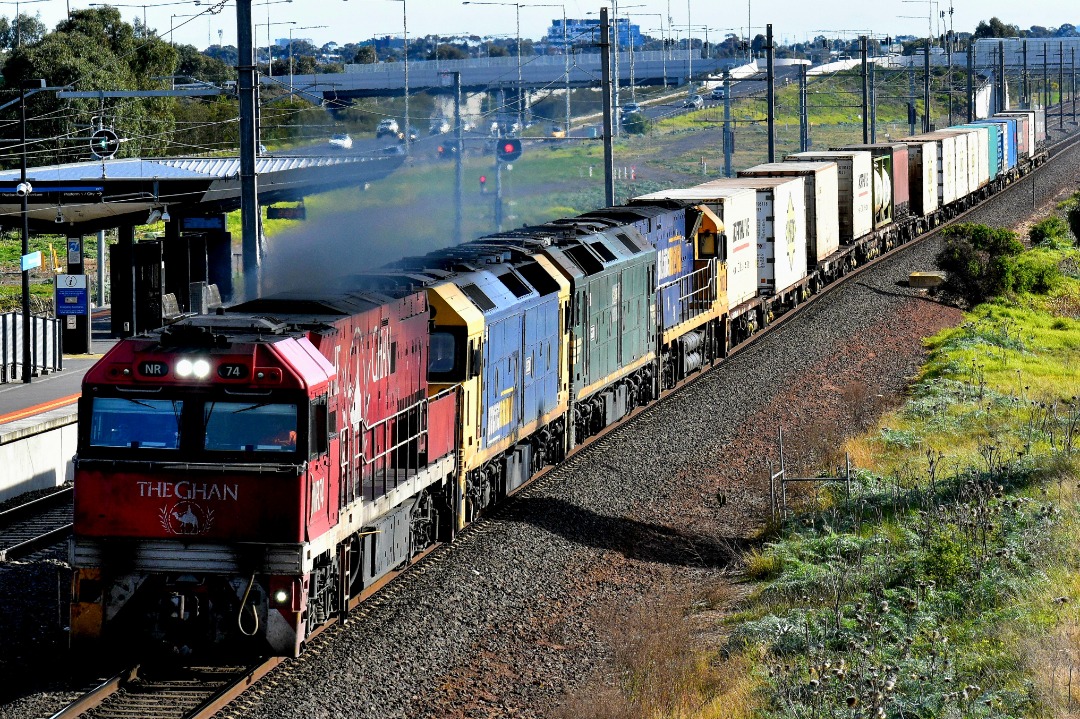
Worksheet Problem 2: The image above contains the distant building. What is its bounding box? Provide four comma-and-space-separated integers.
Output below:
547, 17, 643, 49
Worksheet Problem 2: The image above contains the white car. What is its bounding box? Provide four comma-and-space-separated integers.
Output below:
621, 102, 642, 115
710, 87, 726, 101
682, 94, 705, 110
329, 133, 353, 150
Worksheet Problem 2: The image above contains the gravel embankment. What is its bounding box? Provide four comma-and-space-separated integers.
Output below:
2, 126, 1078, 719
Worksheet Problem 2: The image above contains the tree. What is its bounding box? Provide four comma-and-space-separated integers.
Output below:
353, 46, 376, 64
488, 44, 509, 57
0, 12, 47, 50
751, 33, 766, 53
1, 7, 178, 164
429, 43, 468, 61
973, 17, 1020, 40
175, 44, 233, 84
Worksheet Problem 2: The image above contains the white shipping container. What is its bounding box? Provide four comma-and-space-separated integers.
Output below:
697, 177, 808, 294
905, 141, 939, 216
910, 133, 958, 206
738, 162, 841, 263
941, 127, 986, 190
787, 151, 873, 242
966, 126, 990, 188
633, 186, 759, 312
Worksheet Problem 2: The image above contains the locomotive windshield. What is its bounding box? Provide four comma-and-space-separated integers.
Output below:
429, 330, 464, 381
204, 402, 298, 451
89, 397, 184, 449
83, 394, 302, 459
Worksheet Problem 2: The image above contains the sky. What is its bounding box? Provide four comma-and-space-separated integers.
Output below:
18, 0, 1080, 52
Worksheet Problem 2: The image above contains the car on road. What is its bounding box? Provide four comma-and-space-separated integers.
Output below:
710, 87, 726, 101
550, 124, 567, 138
429, 118, 450, 135
329, 133, 353, 150
398, 126, 419, 142
682, 94, 705, 110
620, 102, 642, 115
376, 119, 399, 138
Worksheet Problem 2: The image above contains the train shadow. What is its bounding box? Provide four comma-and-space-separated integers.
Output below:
498, 496, 746, 570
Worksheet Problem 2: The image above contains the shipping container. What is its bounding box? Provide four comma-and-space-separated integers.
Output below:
738, 161, 841, 264
786, 151, 874, 242
633, 186, 759, 313
697, 177, 808, 295
995, 111, 1032, 159
977, 117, 1017, 172
939, 126, 988, 190
902, 132, 959, 207
834, 143, 910, 226
963, 123, 1001, 180
902, 141, 939, 217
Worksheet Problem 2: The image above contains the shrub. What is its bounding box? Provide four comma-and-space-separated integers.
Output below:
1009, 249, 1062, 294
936, 224, 1027, 304
622, 112, 651, 135
1030, 216, 1071, 245
1061, 191, 1080, 243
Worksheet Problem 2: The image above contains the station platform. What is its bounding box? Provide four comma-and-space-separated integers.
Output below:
0, 309, 116, 501
0, 308, 115, 427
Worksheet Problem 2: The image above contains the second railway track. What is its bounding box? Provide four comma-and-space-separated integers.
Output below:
0, 487, 72, 563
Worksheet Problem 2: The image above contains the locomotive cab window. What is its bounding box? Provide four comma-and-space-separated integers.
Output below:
203, 401, 299, 452
88, 397, 183, 449
428, 327, 468, 382
310, 395, 329, 458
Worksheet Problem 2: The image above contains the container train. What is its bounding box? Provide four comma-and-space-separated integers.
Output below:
70, 109, 1048, 657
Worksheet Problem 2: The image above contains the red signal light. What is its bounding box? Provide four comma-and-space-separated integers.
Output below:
496, 138, 522, 162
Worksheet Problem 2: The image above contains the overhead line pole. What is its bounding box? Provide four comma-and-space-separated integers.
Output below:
965, 41, 973, 122
237, 0, 260, 300
453, 71, 463, 245
923, 37, 930, 132
1059, 41, 1064, 129
860, 36, 868, 144
766, 23, 774, 162
600, 7, 615, 206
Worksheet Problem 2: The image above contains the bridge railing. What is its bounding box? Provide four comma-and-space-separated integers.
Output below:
0, 312, 63, 384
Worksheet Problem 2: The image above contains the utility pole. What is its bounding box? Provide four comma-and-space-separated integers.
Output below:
972, 41, 980, 120
494, 162, 503, 231
1043, 41, 1048, 111
453, 72, 463, 245
909, 59, 916, 135
923, 38, 931, 132
1023, 40, 1028, 107
860, 36, 869, 144
1073, 47, 1076, 123
997, 40, 1005, 113
945, 36, 952, 126
236, 0, 259, 301
600, 7, 615, 206
1059, 41, 1065, 129
798, 63, 808, 152
870, 60, 877, 143
724, 71, 733, 175
766, 23, 775, 162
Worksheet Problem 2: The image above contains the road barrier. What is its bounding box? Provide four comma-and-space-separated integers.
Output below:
0, 312, 63, 383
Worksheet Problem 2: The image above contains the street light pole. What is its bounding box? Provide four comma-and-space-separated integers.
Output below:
289, 24, 327, 96
19, 78, 45, 384
389, 0, 410, 154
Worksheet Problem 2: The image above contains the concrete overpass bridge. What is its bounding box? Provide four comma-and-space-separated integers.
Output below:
278, 50, 735, 105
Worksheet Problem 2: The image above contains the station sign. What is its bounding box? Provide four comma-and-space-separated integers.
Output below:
55, 273, 89, 316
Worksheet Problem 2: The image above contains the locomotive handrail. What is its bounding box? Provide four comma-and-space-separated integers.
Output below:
657, 259, 718, 329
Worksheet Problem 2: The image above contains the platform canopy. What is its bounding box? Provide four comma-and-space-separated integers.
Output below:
0, 153, 403, 233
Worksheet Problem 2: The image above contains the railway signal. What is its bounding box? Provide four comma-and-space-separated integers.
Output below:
90, 128, 119, 159
479, 174, 487, 192
496, 138, 522, 163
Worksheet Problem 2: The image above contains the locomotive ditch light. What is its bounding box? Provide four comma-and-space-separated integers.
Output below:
273, 589, 290, 605
175, 358, 193, 377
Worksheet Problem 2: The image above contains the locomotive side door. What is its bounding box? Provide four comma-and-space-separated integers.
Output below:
306, 393, 335, 537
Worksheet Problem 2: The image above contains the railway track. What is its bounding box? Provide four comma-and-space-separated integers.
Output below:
42, 107, 1080, 719
0, 487, 72, 562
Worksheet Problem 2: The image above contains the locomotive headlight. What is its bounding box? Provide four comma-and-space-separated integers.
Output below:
192, 359, 211, 379
273, 589, 290, 605
175, 358, 193, 377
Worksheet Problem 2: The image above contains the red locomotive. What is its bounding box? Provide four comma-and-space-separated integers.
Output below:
71, 288, 458, 656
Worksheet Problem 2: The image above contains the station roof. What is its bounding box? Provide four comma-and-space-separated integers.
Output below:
0, 153, 404, 233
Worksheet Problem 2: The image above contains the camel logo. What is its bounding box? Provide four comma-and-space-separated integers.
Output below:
785, 195, 798, 270
159, 501, 215, 535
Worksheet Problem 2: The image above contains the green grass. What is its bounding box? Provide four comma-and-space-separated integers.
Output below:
717, 240, 1080, 719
